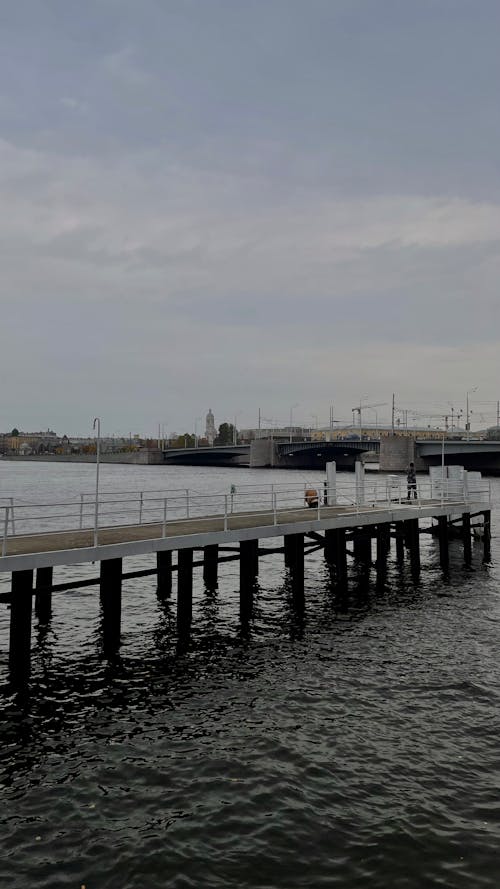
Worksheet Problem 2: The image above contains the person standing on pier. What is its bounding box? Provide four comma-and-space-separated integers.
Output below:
407, 462, 417, 500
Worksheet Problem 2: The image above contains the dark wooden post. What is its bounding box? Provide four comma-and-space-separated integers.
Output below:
9, 569, 34, 682
156, 549, 172, 599
462, 513, 472, 565
353, 530, 372, 563
288, 533, 305, 602
100, 558, 122, 652
157, 550, 172, 598
408, 519, 420, 575
483, 510, 491, 562
284, 534, 295, 568
203, 544, 219, 588
335, 528, 348, 591
324, 529, 336, 565
395, 521, 405, 563
376, 524, 390, 565
35, 566, 53, 623
177, 548, 193, 632
240, 539, 258, 617
437, 516, 449, 569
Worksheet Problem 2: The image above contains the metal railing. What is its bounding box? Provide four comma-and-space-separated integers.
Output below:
1, 477, 491, 555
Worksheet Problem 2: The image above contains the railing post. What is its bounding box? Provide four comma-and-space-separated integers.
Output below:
139, 491, 144, 524
9, 497, 15, 535
224, 495, 228, 531
162, 498, 167, 537
317, 491, 321, 520
273, 491, 277, 525
79, 493, 84, 530
94, 498, 99, 548
2, 505, 10, 556
186, 489, 190, 519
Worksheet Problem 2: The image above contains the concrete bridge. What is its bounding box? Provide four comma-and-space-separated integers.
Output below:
161, 437, 500, 474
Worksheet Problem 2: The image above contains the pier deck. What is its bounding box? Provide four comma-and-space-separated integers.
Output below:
0, 497, 487, 572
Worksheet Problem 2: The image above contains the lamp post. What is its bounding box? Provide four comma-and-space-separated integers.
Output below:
289, 403, 299, 443
466, 387, 478, 441
93, 417, 101, 548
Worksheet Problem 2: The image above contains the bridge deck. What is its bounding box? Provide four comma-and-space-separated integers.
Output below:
0, 498, 485, 574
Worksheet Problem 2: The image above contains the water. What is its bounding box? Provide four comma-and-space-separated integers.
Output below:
1, 461, 500, 889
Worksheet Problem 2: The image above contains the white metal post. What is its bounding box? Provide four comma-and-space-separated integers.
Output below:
139, 491, 144, 524
186, 489, 190, 519
9, 497, 15, 535
162, 497, 167, 537
224, 495, 228, 531
273, 491, 277, 525
2, 505, 9, 556
93, 417, 101, 547
79, 493, 84, 530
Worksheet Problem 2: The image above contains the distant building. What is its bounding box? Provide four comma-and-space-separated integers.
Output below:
205, 408, 216, 446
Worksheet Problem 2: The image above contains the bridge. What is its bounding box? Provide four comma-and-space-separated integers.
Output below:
160, 437, 500, 473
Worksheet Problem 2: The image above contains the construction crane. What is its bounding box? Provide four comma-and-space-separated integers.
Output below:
351, 402, 387, 437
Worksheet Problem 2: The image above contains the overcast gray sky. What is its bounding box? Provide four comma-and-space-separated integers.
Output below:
1, 0, 499, 436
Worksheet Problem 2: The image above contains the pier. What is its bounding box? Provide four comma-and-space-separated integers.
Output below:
0, 468, 492, 685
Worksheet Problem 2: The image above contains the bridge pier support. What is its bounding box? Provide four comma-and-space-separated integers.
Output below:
9, 569, 34, 684
100, 558, 122, 653
156, 551, 172, 599
35, 566, 53, 623
203, 545, 219, 588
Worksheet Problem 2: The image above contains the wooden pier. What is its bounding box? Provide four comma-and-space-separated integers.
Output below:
0, 473, 492, 684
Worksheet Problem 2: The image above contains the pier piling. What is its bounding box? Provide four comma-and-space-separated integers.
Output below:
203, 545, 219, 588
100, 558, 122, 652
462, 513, 472, 565
177, 548, 194, 633
35, 566, 53, 623
9, 569, 34, 682
483, 510, 491, 562
240, 539, 258, 617
437, 516, 449, 570
156, 551, 172, 598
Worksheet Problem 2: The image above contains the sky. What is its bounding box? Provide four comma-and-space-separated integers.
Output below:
1, 0, 500, 436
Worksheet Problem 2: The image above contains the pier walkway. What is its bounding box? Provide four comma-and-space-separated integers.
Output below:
0, 475, 492, 685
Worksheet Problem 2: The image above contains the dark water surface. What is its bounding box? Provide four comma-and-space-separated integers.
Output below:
1, 462, 500, 888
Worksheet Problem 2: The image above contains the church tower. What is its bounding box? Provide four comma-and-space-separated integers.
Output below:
205, 408, 216, 445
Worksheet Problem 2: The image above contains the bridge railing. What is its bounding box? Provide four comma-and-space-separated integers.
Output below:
1, 476, 491, 554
